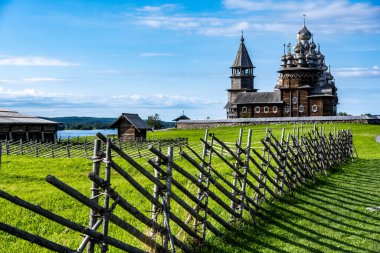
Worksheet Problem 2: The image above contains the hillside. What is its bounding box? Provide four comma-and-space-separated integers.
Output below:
43, 116, 175, 130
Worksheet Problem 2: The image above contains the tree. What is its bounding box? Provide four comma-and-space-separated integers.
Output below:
338, 112, 349, 116
147, 113, 164, 130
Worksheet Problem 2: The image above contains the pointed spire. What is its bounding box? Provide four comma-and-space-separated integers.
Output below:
232, 33, 253, 68
303, 14, 306, 26
283, 44, 286, 55
241, 30, 244, 42
287, 43, 291, 54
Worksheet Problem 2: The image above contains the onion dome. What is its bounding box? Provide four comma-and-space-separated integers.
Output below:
297, 25, 312, 41
294, 42, 301, 53
306, 50, 317, 64
286, 53, 294, 60
310, 41, 316, 50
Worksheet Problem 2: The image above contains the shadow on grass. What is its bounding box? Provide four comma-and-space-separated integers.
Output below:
201, 159, 380, 253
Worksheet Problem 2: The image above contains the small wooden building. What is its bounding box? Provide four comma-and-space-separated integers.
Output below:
0, 109, 58, 142
110, 113, 151, 141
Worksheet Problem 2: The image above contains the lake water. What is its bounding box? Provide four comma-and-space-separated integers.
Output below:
57, 129, 117, 139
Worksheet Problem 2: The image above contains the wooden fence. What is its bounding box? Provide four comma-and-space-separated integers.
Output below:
0, 126, 356, 252
0, 138, 188, 159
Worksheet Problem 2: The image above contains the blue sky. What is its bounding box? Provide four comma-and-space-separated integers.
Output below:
0, 0, 379, 120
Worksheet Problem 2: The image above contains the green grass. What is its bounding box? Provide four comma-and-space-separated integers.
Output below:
0, 123, 379, 252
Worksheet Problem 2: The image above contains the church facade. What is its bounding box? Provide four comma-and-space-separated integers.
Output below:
225, 23, 338, 119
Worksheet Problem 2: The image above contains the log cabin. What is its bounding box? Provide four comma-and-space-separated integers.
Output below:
110, 113, 151, 141
0, 108, 58, 142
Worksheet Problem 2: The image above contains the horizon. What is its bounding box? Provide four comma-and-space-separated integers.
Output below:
0, 0, 379, 121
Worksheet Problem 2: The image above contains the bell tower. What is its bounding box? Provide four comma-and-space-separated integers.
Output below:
227, 33, 257, 104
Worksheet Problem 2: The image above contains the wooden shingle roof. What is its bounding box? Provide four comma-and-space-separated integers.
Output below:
232, 35, 254, 68
0, 108, 57, 125
233, 91, 282, 105
110, 113, 151, 130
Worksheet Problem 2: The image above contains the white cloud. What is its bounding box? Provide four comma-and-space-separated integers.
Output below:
0, 87, 59, 98
135, 0, 380, 36
0, 56, 79, 66
110, 94, 219, 108
137, 4, 177, 12
139, 52, 177, 57
21, 77, 64, 83
89, 69, 122, 74
0, 77, 64, 84
335, 66, 380, 77
0, 86, 219, 112
137, 16, 202, 30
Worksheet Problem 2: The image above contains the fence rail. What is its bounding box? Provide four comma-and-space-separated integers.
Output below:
0, 126, 356, 252
0, 138, 188, 159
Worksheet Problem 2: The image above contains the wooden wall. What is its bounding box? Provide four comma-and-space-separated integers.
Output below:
0, 124, 57, 142
117, 118, 146, 141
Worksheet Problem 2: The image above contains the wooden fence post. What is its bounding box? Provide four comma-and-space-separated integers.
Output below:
151, 142, 161, 248
66, 142, 70, 158
163, 146, 175, 252
230, 129, 243, 222
101, 138, 112, 253
19, 139, 24, 155
256, 128, 270, 201
88, 139, 102, 253
35, 142, 39, 157
6, 140, 9, 155
238, 129, 252, 219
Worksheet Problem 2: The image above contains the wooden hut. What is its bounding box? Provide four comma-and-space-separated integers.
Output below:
110, 113, 151, 141
0, 108, 58, 142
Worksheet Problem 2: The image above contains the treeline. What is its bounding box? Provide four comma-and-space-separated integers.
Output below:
44, 117, 115, 130
43, 116, 176, 130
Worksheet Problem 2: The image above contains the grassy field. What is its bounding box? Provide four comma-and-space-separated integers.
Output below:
0, 123, 379, 252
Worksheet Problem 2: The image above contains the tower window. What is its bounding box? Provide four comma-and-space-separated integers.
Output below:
264, 106, 269, 113
255, 106, 260, 113
284, 106, 290, 113
312, 104, 318, 112
292, 97, 298, 104
299, 105, 304, 112
242, 106, 248, 113
273, 106, 278, 113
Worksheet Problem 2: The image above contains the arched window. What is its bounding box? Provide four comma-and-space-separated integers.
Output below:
264, 106, 269, 113
255, 106, 260, 113
292, 97, 298, 104
242, 106, 247, 113
312, 104, 318, 112
299, 105, 304, 112
284, 106, 290, 113
273, 106, 278, 113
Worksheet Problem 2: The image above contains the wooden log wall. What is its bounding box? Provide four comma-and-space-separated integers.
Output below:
0, 126, 356, 253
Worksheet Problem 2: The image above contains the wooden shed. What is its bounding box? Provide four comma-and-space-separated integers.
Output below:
110, 113, 151, 141
0, 108, 58, 142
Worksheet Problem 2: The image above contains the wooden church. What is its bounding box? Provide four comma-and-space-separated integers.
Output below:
225, 21, 338, 118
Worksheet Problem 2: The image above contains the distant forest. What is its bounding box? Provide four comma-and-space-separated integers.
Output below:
44, 117, 175, 130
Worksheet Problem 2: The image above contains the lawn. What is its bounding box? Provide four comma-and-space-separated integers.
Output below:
0, 123, 379, 252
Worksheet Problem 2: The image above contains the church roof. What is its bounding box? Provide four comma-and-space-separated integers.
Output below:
232, 35, 254, 68
233, 91, 282, 104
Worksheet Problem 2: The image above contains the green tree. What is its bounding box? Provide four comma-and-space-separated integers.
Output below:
147, 113, 164, 130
